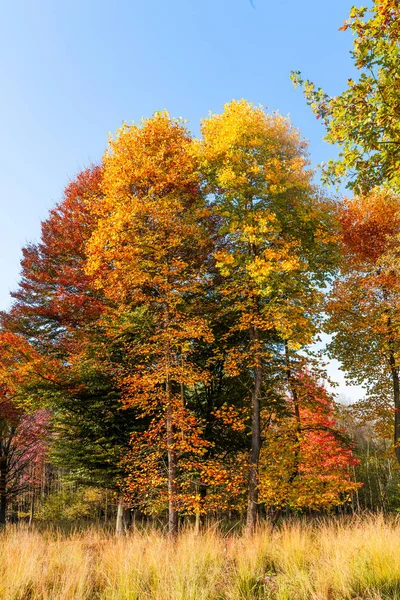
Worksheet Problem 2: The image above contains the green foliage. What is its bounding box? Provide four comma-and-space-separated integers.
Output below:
36, 486, 108, 521
340, 403, 400, 512
292, 0, 400, 192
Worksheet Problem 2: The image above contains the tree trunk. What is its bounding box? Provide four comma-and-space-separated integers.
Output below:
28, 492, 34, 528
166, 401, 178, 535
194, 483, 207, 534
387, 315, 400, 465
353, 465, 361, 512
115, 501, 131, 535
164, 309, 179, 536
115, 501, 124, 535
246, 325, 262, 534
0, 458, 6, 526
0, 496, 5, 526
285, 342, 302, 485
390, 359, 400, 464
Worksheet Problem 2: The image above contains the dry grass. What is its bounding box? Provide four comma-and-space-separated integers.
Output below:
1, 515, 400, 599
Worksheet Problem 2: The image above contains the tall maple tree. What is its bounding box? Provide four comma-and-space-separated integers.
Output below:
2, 165, 104, 355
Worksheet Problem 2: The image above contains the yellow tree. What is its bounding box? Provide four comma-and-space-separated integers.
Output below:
199, 100, 337, 532
86, 112, 214, 534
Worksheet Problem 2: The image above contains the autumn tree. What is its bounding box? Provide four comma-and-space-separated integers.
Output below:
292, 0, 400, 192
326, 188, 400, 464
86, 112, 214, 535
199, 99, 337, 532
0, 167, 137, 498
339, 401, 400, 512
292, 0, 400, 476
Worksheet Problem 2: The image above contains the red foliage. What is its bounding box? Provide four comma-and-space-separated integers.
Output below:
2, 166, 105, 354
259, 372, 360, 510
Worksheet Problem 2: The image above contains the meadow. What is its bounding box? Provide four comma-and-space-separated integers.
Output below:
1, 515, 400, 600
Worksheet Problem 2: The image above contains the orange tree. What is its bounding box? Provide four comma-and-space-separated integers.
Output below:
0, 333, 55, 524
326, 188, 400, 463
86, 112, 215, 534
198, 99, 338, 531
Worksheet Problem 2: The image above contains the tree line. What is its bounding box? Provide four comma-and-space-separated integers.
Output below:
1, 0, 400, 534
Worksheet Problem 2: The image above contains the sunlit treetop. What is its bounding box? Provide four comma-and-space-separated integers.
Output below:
339, 187, 400, 265
86, 111, 212, 305
197, 100, 337, 348
199, 99, 311, 203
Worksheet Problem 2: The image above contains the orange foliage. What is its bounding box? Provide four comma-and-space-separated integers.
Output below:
340, 188, 400, 263
86, 112, 215, 521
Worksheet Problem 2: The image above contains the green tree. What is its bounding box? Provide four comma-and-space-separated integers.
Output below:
292, 0, 400, 192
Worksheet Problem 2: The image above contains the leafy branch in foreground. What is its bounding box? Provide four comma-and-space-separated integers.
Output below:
292, 0, 400, 193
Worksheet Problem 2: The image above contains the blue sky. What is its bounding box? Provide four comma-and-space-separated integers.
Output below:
0, 0, 366, 398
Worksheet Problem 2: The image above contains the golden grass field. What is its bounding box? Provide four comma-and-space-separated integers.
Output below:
2, 515, 400, 599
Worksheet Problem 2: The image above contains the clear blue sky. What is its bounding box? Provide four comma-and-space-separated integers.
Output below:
0, 0, 366, 398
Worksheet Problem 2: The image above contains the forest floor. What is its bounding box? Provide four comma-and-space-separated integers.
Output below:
1, 514, 400, 599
